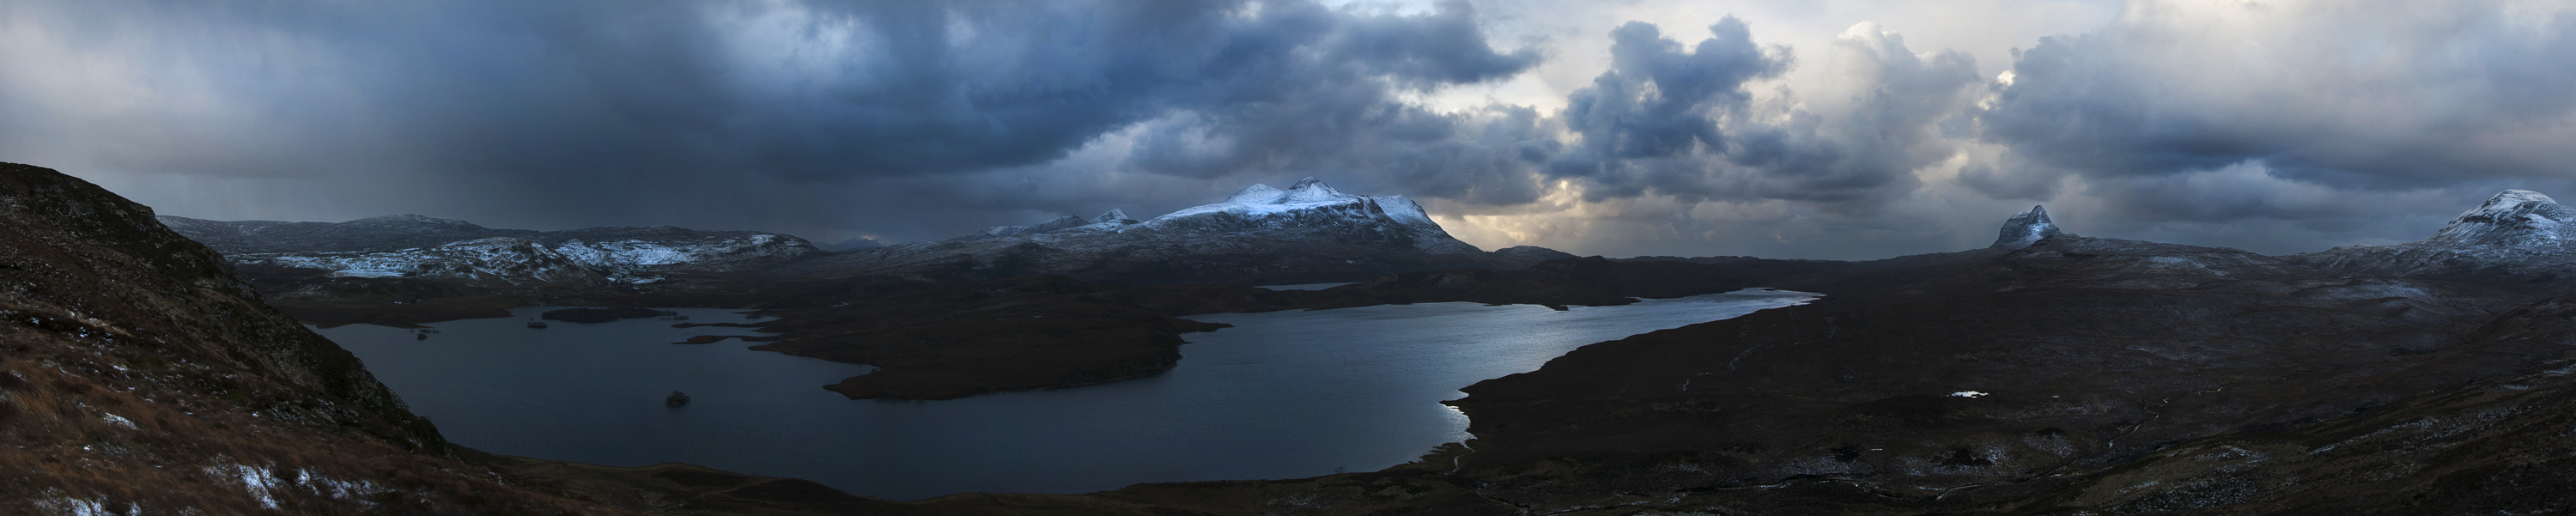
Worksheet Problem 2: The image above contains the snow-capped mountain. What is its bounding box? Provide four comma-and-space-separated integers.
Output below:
780, 178, 1547, 284
161, 215, 823, 284
1138, 178, 1481, 254
2286, 190, 2576, 291
2417, 190, 2576, 246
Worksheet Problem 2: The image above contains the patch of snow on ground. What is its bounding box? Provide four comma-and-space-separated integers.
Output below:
210, 464, 282, 510
1950, 391, 1990, 398
34, 497, 112, 516
202, 462, 390, 508
299, 470, 386, 501
98, 413, 133, 429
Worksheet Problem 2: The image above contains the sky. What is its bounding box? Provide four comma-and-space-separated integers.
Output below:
3, 0, 2573, 259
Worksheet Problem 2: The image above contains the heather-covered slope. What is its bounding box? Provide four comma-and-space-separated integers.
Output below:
0, 162, 625, 513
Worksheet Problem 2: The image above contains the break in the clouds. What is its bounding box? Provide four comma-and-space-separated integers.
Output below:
3, 0, 2574, 258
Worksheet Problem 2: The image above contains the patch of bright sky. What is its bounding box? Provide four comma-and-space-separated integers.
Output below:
1373, 0, 2123, 116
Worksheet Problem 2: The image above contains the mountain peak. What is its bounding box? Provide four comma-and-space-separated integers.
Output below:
1227, 184, 1289, 204
1223, 178, 1352, 205
2425, 189, 2576, 246
1094, 209, 1137, 224
1281, 178, 1347, 203
2486, 189, 2556, 206
1991, 205, 2063, 248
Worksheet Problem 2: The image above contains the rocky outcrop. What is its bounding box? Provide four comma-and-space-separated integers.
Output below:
778, 178, 1559, 285
2287, 190, 2576, 292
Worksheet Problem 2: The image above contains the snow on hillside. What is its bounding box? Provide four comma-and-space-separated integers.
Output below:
236, 237, 601, 284
183, 216, 825, 284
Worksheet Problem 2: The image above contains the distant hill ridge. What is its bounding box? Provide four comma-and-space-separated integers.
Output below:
159, 215, 824, 283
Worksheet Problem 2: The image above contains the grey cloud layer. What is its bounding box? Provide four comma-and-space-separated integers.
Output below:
2, 1, 1538, 181
5, 1, 2574, 258
1977, 3, 2576, 230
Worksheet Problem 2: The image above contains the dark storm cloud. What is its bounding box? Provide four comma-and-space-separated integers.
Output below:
0, 0, 1540, 228
732, 0, 1534, 179
18, 0, 2576, 260
1100, 1, 1561, 205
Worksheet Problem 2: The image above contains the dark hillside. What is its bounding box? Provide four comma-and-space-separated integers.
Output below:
0, 162, 623, 513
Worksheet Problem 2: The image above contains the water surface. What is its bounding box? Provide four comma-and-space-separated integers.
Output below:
319, 289, 1817, 500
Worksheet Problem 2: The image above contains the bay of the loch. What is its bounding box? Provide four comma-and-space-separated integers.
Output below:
316, 290, 1819, 501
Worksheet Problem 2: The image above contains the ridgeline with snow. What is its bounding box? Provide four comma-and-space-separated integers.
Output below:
161, 215, 822, 288
777, 178, 1559, 284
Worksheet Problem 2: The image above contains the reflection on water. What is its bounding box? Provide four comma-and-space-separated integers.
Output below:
318, 289, 1817, 501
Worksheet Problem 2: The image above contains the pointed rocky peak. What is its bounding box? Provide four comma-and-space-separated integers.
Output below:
2425, 190, 2576, 246
1226, 184, 1289, 204
1093, 209, 1138, 225
2477, 190, 2558, 211
1991, 205, 2063, 248
1281, 177, 1348, 203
